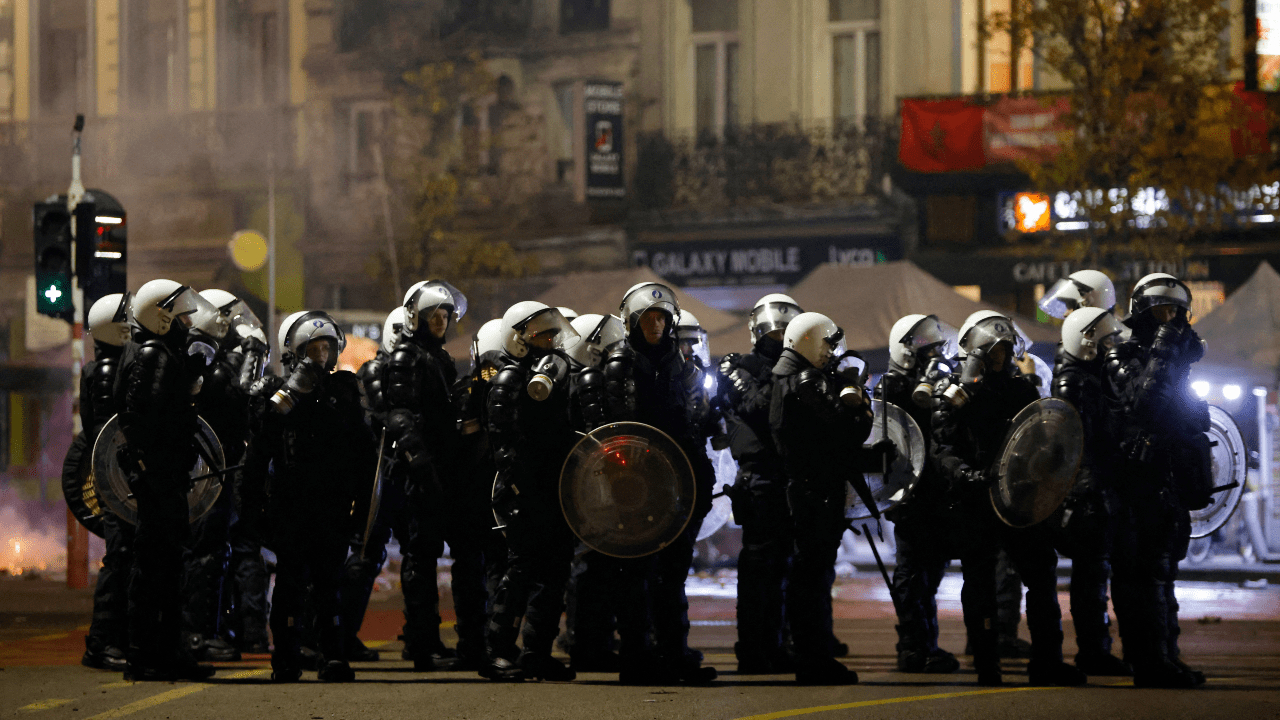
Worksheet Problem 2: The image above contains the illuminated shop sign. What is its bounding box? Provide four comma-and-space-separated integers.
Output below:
999, 183, 1279, 233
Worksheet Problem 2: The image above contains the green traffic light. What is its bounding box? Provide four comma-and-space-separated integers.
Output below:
35, 271, 72, 314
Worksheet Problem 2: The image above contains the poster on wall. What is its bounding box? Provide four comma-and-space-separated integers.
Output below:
585, 81, 624, 199
1261, 0, 1280, 91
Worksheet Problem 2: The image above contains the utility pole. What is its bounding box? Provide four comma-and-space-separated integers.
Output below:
65, 115, 89, 591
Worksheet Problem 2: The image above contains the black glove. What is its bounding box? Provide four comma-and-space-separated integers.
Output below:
271, 358, 324, 414
866, 439, 898, 468
1152, 322, 1184, 361
796, 368, 829, 406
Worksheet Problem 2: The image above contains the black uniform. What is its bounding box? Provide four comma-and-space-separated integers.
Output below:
483, 352, 579, 680
770, 348, 872, 683
182, 339, 251, 661
603, 330, 718, 683
112, 323, 208, 679
931, 365, 1080, 686
70, 343, 130, 670
241, 362, 375, 680
383, 330, 490, 667
1051, 347, 1127, 674
876, 363, 958, 673
719, 334, 794, 672
1104, 316, 1212, 687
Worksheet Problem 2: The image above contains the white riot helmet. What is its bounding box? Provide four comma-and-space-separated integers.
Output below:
620, 282, 680, 336
131, 279, 205, 336
557, 307, 579, 322
1061, 307, 1126, 362
279, 311, 346, 371
783, 312, 846, 369
87, 292, 132, 347
957, 310, 1026, 359
277, 311, 308, 361
675, 310, 711, 368
403, 279, 468, 338
565, 314, 626, 368
500, 301, 581, 359
470, 319, 506, 379
200, 289, 265, 346
888, 314, 958, 371
381, 307, 407, 355
1129, 273, 1192, 317
749, 293, 803, 345
1038, 270, 1117, 319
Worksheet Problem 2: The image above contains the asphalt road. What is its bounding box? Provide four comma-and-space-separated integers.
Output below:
2, 574, 1279, 720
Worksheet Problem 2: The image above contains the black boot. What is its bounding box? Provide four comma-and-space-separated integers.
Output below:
519, 651, 576, 681
795, 658, 857, 685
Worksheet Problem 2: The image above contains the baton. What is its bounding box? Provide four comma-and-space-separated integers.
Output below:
360, 428, 388, 560
862, 522, 902, 616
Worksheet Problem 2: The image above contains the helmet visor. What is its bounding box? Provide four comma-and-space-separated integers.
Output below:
178, 290, 228, 338
963, 317, 1025, 357
899, 315, 959, 361
1131, 276, 1192, 316
520, 308, 581, 353
1037, 278, 1086, 319
677, 327, 711, 368
750, 301, 803, 341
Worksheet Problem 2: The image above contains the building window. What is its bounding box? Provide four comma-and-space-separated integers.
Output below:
222, 0, 284, 107
691, 0, 738, 137
124, 0, 181, 112
560, 0, 609, 33
349, 102, 388, 178
38, 0, 88, 116
830, 0, 879, 122
982, 0, 1033, 92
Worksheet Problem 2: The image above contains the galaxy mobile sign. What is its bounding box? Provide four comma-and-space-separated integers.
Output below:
586, 82, 625, 199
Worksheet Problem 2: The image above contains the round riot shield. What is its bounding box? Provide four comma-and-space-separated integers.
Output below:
91, 414, 225, 526
1191, 405, 1247, 539
62, 433, 107, 538
846, 400, 926, 520
696, 439, 738, 542
990, 397, 1084, 528
560, 422, 697, 558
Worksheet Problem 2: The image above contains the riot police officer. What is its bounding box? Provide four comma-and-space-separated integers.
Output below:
932, 311, 1084, 687
1105, 274, 1212, 688
1049, 303, 1133, 677
382, 280, 481, 670
718, 294, 802, 674
770, 312, 875, 685
603, 284, 718, 684
481, 302, 582, 682
241, 311, 376, 681
179, 289, 246, 663
69, 293, 131, 671
113, 279, 216, 681
877, 313, 961, 674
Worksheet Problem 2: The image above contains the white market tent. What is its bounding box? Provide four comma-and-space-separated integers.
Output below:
1192, 260, 1280, 389
707, 260, 1059, 356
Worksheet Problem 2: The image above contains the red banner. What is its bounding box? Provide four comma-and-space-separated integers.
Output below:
1231, 81, 1269, 158
984, 95, 1071, 165
899, 98, 986, 172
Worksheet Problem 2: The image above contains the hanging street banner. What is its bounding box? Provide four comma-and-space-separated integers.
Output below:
984, 95, 1071, 165
585, 81, 625, 199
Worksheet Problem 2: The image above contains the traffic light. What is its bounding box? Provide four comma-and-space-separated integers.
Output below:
79, 190, 127, 311
33, 201, 74, 321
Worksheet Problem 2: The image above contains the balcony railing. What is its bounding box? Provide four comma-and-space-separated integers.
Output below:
0, 107, 299, 189
635, 118, 896, 212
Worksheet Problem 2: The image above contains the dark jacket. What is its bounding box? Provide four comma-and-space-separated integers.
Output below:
720, 335, 785, 473
113, 325, 201, 474
241, 368, 376, 546
769, 348, 874, 491
80, 342, 123, 439
930, 369, 1041, 504
382, 334, 459, 469
487, 352, 578, 493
